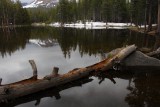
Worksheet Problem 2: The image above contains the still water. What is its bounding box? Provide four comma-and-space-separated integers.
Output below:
0, 27, 160, 107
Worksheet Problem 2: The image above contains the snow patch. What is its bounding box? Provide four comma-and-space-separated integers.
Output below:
49, 21, 134, 29
107, 23, 134, 27
138, 24, 157, 28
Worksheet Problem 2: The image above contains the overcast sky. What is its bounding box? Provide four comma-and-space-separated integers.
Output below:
19, 0, 34, 3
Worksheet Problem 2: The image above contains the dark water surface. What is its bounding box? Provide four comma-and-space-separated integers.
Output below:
0, 27, 160, 107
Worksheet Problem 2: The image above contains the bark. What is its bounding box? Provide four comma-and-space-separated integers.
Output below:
158, 0, 160, 34
29, 60, 38, 79
147, 0, 152, 32
0, 77, 93, 107
144, 0, 148, 32
0, 45, 136, 102
146, 49, 160, 57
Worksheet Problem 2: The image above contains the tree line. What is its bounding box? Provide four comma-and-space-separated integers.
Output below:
1, 0, 160, 34
57, 0, 158, 30
0, 0, 30, 27
28, 0, 159, 32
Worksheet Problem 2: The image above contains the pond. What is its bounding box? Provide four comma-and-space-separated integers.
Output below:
0, 27, 160, 107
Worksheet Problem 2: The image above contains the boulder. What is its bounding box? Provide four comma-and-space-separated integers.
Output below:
122, 51, 160, 71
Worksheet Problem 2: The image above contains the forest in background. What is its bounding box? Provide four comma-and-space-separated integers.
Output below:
0, 0, 30, 26
1, 0, 160, 33
28, 0, 158, 31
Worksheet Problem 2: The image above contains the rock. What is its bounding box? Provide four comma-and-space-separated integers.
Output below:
122, 51, 160, 71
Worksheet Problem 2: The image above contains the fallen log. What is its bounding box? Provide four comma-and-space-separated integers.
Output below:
0, 77, 93, 107
146, 50, 160, 57
0, 45, 136, 102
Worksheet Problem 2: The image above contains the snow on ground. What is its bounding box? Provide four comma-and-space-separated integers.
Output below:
107, 23, 135, 27
108, 27, 128, 29
138, 24, 157, 28
49, 21, 135, 29
49, 22, 61, 27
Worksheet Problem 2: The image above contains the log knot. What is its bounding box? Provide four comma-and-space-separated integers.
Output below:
43, 76, 52, 80
3, 86, 11, 95
112, 57, 121, 71
0, 86, 11, 95
43, 74, 60, 80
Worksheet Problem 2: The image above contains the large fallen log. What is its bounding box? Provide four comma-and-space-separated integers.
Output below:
0, 45, 136, 102
0, 77, 93, 107
146, 50, 160, 57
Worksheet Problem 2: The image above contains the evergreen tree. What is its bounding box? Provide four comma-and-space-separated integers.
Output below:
0, 0, 30, 26
158, 0, 160, 34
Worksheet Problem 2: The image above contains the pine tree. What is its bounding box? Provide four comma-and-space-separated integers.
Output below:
158, 0, 160, 34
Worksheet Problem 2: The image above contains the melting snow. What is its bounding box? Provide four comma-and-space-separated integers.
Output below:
49, 21, 135, 29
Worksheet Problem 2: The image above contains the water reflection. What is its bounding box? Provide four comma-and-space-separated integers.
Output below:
0, 27, 159, 107
125, 71, 160, 107
95, 70, 160, 107
0, 27, 31, 57
0, 27, 156, 58
1, 70, 160, 107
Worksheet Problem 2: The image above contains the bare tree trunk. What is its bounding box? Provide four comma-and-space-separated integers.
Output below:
157, 0, 160, 34
147, 0, 152, 32
144, 0, 148, 32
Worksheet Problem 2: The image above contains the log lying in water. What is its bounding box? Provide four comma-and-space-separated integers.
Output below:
0, 45, 136, 102
0, 77, 93, 107
146, 50, 160, 57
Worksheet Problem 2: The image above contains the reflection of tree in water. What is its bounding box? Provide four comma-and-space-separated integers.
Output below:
0, 27, 31, 57
0, 27, 156, 58
29, 27, 155, 58
94, 70, 160, 107
56, 28, 155, 58
125, 72, 160, 107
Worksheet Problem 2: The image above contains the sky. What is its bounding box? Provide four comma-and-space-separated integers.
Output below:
19, 0, 34, 3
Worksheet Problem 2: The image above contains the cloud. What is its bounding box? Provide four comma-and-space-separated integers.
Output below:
19, 0, 34, 3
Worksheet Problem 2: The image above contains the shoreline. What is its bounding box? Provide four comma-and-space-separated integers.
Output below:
0, 25, 31, 29
128, 26, 157, 36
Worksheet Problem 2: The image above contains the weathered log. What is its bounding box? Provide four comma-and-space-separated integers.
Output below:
0, 79, 2, 86
29, 60, 38, 79
146, 50, 160, 57
100, 45, 137, 71
44, 67, 60, 80
0, 45, 136, 102
52, 67, 59, 76
0, 77, 93, 107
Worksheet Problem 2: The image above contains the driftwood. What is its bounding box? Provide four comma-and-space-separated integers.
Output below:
146, 50, 160, 57
29, 60, 38, 79
0, 77, 93, 107
0, 45, 136, 102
